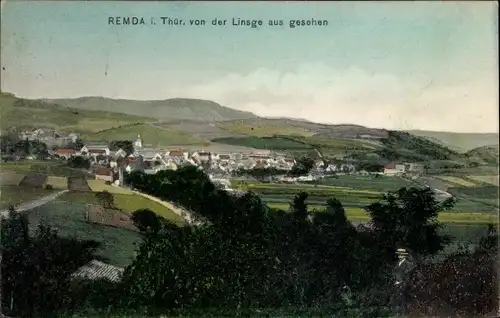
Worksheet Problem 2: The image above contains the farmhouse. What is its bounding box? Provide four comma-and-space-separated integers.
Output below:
383, 164, 405, 176
95, 167, 114, 182
167, 150, 188, 160
81, 144, 110, 156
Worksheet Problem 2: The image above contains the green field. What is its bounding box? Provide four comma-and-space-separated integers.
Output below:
267, 203, 496, 224
24, 200, 141, 267
84, 124, 207, 147
234, 174, 498, 217
0, 185, 57, 208
0, 161, 85, 177
212, 136, 314, 150
0, 92, 152, 134
217, 122, 315, 137
58, 191, 185, 226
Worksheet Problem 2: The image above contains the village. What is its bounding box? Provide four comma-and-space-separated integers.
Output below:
40, 131, 425, 186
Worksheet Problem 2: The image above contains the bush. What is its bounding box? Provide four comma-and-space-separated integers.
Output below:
45, 184, 53, 190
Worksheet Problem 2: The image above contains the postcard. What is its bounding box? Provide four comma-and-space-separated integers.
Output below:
0, 1, 498, 317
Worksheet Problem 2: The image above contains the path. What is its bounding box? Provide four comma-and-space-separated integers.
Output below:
0, 190, 69, 217
111, 184, 205, 225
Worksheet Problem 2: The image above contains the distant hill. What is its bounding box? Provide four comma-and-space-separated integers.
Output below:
0, 93, 152, 134
406, 130, 499, 152
465, 145, 499, 165
4, 93, 496, 161
42, 97, 258, 122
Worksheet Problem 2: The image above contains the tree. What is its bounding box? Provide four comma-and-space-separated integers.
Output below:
290, 191, 309, 221
95, 191, 116, 209
109, 140, 134, 156
131, 209, 165, 233
289, 157, 315, 176
1, 207, 100, 316
67, 138, 85, 150
365, 187, 453, 260
67, 156, 90, 169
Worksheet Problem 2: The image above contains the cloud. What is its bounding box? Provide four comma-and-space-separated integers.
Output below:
178, 63, 497, 133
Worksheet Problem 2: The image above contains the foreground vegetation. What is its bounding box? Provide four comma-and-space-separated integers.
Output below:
1, 166, 497, 317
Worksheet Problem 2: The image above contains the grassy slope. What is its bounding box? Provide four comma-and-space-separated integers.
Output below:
25, 200, 141, 267
217, 122, 315, 137
84, 124, 207, 147
465, 145, 499, 165
406, 129, 499, 152
0, 93, 152, 134
0, 185, 57, 208
58, 191, 185, 226
43, 97, 257, 121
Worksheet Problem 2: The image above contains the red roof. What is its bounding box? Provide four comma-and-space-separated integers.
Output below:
95, 167, 113, 176
384, 164, 396, 169
169, 151, 184, 157
55, 148, 76, 155
89, 149, 107, 154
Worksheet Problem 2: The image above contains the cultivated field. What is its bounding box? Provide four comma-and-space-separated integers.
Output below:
434, 176, 477, 187
0, 171, 26, 186
235, 174, 498, 218
217, 122, 315, 137
467, 175, 499, 186
87, 179, 133, 194
84, 124, 206, 147
0, 161, 85, 177
45, 176, 69, 189
266, 203, 496, 224
156, 120, 247, 140
87, 205, 139, 232
25, 200, 141, 267
68, 176, 92, 192
0, 185, 57, 208
20, 173, 48, 187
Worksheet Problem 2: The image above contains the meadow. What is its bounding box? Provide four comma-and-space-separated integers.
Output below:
0, 185, 57, 208
24, 200, 141, 267
217, 122, 315, 137
84, 124, 207, 147
0, 161, 85, 177
58, 190, 185, 226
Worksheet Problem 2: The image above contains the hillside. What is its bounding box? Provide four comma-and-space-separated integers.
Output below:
42, 97, 257, 122
406, 130, 499, 152
465, 145, 499, 165
0, 93, 152, 134
84, 124, 208, 147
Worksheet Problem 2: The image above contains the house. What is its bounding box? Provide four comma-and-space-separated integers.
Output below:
383, 164, 405, 176
405, 163, 425, 174
54, 148, 77, 159
95, 167, 114, 182
218, 154, 231, 162
192, 151, 211, 163
81, 144, 110, 157
167, 150, 188, 160
124, 156, 145, 173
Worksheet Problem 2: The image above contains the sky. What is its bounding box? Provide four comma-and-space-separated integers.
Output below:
1, 1, 498, 133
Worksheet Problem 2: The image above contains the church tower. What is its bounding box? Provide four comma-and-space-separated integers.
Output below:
133, 134, 143, 151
